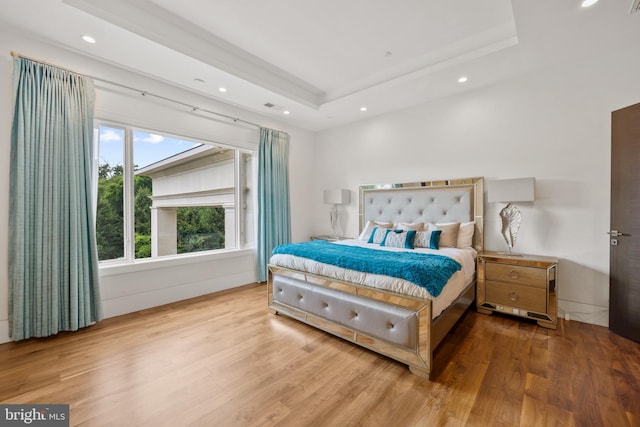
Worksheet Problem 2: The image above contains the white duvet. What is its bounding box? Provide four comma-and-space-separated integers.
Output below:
269, 239, 477, 318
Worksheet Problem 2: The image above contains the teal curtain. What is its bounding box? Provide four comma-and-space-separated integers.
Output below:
9, 57, 102, 340
257, 128, 291, 282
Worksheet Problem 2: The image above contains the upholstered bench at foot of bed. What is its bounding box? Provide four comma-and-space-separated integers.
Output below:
272, 275, 417, 349
267, 267, 440, 378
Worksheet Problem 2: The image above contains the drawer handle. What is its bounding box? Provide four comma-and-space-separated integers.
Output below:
509, 291, 519, 301
510, 270, 520, 280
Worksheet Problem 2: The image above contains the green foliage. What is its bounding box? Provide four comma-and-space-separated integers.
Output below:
96, 164, 124, 260
96, 162, 225, 261
134, 174, 152, 246
135, 233, 152, 258
177, 207, 225, 253
133, 174, 152, 258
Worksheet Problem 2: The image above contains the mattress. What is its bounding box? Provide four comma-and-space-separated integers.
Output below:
269, 239, 477, 318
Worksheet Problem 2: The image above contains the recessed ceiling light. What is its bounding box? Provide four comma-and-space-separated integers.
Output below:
82, 35, 96, 44
218, 87, 227, 93
360, 107, 367, 112
283, 110, 290, 115
581, 0, 598, 7
458, 76, 468, 83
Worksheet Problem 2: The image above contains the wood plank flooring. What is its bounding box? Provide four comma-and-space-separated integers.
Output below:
1, 283, 639, 426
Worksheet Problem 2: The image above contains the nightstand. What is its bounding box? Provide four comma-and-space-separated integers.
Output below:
310, 235, 349, 242
476, 251, 558, 329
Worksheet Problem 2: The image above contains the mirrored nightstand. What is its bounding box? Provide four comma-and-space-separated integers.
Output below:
476, 251, 558, 329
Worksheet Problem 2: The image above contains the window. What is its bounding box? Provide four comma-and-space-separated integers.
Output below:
96, 127, 125, 260
96, 123, 254, 263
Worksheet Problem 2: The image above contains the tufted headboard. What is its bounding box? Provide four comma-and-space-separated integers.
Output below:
359, 177, 484, 251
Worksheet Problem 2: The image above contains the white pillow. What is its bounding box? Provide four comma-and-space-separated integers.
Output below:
358, 220, 393, 241
457, 221, 475, 248
393, 222, 424, 231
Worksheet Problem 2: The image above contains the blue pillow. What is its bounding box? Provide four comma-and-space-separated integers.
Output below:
429, 230, 442, 249
380, 229, 417, 249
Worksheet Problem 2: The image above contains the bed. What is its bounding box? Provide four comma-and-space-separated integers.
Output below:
267, 177, 484, 379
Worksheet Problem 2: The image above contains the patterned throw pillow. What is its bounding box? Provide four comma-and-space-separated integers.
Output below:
414, 229, 442, 249
380, 229, 417, 249
367, 227, 390, 244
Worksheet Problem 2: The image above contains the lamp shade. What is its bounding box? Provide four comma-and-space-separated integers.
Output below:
324, 189, 350, 205
487, 178, 535, 203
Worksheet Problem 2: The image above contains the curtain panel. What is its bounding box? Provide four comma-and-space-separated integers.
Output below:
9, 57, 102, 340
257, 128, 291, 282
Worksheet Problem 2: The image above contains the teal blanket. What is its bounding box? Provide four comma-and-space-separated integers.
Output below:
272, 240, 461, 297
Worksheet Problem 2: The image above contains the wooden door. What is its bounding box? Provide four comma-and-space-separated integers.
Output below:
610, 103, 640, 343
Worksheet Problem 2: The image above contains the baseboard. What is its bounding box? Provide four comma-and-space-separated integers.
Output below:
558, 299, 608, 327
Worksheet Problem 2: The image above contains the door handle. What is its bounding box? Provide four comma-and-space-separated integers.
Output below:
608, 230, 629, 237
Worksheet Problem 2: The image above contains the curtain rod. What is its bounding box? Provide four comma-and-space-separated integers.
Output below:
9, 50, 286, 133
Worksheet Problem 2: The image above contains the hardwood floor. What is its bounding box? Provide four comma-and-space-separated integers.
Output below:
1, 283, 639, 427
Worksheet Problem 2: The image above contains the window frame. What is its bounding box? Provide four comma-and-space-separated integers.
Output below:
95, 119, 255, 266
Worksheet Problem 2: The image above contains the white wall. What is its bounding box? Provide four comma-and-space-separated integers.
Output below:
3, 25, 635, 343
0, 29, 316, 343
311, 46, 640, 327
0, 39, 11, 343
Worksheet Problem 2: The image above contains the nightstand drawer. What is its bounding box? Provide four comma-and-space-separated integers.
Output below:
485, 263, 546, 288
485, 280, 546, 313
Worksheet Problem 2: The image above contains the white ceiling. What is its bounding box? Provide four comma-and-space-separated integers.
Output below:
0, 0, 638, 131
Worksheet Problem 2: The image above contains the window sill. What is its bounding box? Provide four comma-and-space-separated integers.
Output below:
99, 247, 255, 277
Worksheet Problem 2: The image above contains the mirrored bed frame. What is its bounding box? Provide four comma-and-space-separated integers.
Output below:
267, 177, 484, 379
